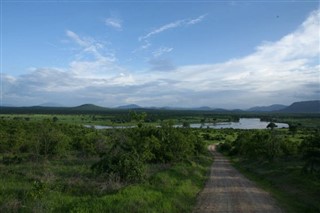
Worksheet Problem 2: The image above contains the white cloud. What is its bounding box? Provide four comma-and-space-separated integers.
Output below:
255, 10, 319, 61
187, 14, 207, 25
65, 30, 121, 77
139, 14, 207, 41
139, 20, 183, 41
66, 30, 89, 47
66, 30, 107, 59
105, 18, 122, 30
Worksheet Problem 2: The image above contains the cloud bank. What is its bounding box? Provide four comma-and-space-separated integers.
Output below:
2, 11, 319, 108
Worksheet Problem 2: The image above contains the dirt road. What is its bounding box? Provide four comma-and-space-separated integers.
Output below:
193, 145, 283, 213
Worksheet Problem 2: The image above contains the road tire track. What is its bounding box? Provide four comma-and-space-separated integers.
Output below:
193, 145, 283, 213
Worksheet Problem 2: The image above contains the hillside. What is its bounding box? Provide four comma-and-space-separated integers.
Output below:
71, 104, 109, 112
117, 104, 142, 109
280, 100, 320, 113
248, 104, 287, 112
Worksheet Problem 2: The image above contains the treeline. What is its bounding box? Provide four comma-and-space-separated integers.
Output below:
217, 129, 320, 174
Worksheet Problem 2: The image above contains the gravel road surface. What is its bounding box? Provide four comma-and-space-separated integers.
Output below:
193, 145, 283, 213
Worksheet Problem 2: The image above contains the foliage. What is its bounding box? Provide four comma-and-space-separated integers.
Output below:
219, 130, 299, 162
267, 122, 277, 130
35, 120, 71, 158
92, 131, 146, 182
0, 115, 211, 212
288, 123, 298, 136
300, 132, 320, 174
92, 124, 206, 182
182, 121, 190, 128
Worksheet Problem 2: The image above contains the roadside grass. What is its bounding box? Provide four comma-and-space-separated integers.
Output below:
0, 152, 212, 212
231, 157, 320, 212
58, 156, 212, 213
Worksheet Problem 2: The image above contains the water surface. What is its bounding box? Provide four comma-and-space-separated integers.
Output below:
85, 118, 288, 130
175, 118, 288, 129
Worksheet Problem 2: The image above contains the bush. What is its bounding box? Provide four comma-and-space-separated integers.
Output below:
92, 126, 206, 183
35, 121, 71, 158
301, 132, 320, 174
217, 142, 232, 153
231, 131, 295, 162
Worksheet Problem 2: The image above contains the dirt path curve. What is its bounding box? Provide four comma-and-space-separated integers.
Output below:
193, 145, 283, 213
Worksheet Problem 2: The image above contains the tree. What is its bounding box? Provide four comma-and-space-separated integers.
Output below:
288, 124, 298, 136
182, 121, 190, 128
92, 130, 146, 182
35, 120, 70, 159
267, 122, 277, 130
234, 131, 282, 162
129, 111, 147, 128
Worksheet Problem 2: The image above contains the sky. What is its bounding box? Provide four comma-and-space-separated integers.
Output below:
1, 0, 319, 108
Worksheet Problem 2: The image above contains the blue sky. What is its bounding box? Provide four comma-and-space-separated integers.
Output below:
1, 1, 319, 108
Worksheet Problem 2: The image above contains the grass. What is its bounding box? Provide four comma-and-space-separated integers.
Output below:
231, 157, 320, 212
0, 152, 212, 212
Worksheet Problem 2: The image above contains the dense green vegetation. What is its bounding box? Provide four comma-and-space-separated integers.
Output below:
0, 116, 211, 212
0, 110, 243, 126
1, 110, 320, 212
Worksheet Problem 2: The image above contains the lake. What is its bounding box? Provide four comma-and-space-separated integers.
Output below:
86, 118, 288, 130
174, 118, 289, 129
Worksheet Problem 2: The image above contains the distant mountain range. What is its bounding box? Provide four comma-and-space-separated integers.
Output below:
247, 101, 319, 113
279, 100, 320, 113
0, 100, 319, 113
117, 104, 142, 109
247, 104, 288, 112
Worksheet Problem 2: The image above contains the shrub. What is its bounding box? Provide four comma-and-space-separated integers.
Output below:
92, 126, 206, 183
217, 142, 232, 153
301, 132, 320, 174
